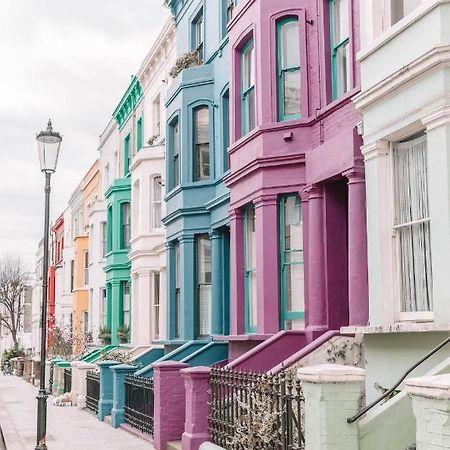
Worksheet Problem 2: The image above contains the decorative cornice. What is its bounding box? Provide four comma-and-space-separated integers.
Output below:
361, 140, 389, 162
113, 76, 144, 130
422, 105, 450, 131
354, 45, 450, 112
304, 184, 324, 200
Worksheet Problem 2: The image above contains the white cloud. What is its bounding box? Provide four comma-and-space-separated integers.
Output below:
0, 0, 169, 268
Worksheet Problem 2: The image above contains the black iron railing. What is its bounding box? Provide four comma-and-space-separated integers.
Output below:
86, 371, 100, 415
348, 336, 450, 423
63, 368, 72, 393
124, 375, 154, 436
209, 367, 304, 450
48, 363, 54, 394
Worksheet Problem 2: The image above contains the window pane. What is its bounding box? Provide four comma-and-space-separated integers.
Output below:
248, 271, 257, 328
245, 208, 256, 269
154, 273, 160, 339
123, 281, 131, 327
394, 135, 432, 312
333, 0, 349, 43
283, 69, 301, 117
242, 42, 254, 90
196, 108, 209, 144
122, 203, 131, 248
391, 0, 422, 24
281, 195, 304, 328
281, 21, 300, 69
195, 107, 210, 181
336, 43, 350, 97
197, 235, 212, 336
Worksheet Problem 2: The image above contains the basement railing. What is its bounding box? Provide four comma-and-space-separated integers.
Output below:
124, 375, 154, 436
63, 368, 72, 393
347, 336, 450, 423
209, 367, 304, 450
86, 371, 100, 415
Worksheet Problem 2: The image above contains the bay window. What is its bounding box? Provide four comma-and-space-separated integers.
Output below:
122, 280, 131, 328
194, 106, 210, 181
124, 134, 131, 175
244, 206, 257, 332
196, 235, 212, 337
137, 117, 143, 151
393, 134, 432, 314
277, 18, 301, 120
171, 118, 180, 189
153, 176, 163, 228
330, 0, 350, 100
121, 202, 131, 249
241, 39, 255, 136
154, 272, 160, 340
280, 195, 304, 329
174, 242, 181, 338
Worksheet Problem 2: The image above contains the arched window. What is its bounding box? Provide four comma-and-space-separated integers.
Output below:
194, 106, 210, 181
277, 17, 301, 120
152, 176, 163, 228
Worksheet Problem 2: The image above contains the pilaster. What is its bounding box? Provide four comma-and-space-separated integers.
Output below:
254, 194, 280, 334
230, 209, 245, 335
342, 165, 369, 326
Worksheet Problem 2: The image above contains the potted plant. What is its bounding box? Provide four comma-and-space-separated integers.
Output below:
169, 50, 202, 78
98, 326, 112, 345
117, 325, 130, 344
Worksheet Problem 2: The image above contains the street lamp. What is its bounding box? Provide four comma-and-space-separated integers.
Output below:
36, 119, 62, 450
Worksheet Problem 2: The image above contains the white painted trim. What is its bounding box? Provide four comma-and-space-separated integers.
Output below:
354, 46, 450, 112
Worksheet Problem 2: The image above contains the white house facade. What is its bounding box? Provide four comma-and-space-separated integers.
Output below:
129, 18, 176, 345
352, 0, 450, 401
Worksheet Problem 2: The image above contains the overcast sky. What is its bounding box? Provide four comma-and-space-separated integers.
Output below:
0, 1, 169, 271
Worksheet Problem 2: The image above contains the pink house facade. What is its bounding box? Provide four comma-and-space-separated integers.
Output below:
225, 0, 368, 362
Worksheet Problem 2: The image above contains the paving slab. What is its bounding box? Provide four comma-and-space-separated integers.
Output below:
0, 374, 154, 450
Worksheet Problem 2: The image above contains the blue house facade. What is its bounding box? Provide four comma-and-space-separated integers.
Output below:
164, 0, 232, 344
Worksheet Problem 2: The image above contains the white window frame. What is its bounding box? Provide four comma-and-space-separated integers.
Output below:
100, 221, 107, 259
152, 176, 163, 229
153, 272, 161, 341
390, 135, 433, 322
153, 94, 161, 137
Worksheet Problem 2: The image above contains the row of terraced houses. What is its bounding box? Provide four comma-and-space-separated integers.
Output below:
24, 0, 450, 449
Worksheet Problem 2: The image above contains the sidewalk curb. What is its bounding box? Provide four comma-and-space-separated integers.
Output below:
0, 387, 26, 450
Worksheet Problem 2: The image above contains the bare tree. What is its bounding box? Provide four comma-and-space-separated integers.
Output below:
0, 255, 29, 350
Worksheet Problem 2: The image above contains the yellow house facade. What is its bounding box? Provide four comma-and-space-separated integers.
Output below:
72, 160, 100, 353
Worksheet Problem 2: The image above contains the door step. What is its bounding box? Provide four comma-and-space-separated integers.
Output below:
166, 441, 182, 450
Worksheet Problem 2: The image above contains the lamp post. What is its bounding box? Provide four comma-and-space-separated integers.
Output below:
36, 119, 62, 450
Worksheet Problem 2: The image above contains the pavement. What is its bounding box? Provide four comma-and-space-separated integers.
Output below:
0, 374, 155, 450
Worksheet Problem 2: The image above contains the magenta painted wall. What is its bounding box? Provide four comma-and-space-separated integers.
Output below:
225, 0, 368, 342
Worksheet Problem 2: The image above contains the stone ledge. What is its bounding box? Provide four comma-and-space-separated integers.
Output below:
406, 374, 450, 400
341, 322, 450, 335
298, 364, 365, 383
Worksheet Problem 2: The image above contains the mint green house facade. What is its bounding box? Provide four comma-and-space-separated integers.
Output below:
104, 77, 143, 345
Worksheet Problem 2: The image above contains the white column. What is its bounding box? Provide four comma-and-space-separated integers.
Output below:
298, 364, 365, 450
406, 374, 450, 449
70, 361, 83, 403
361, 140, 395, 326
76, 363, 97, 409
423, 110, 450, 322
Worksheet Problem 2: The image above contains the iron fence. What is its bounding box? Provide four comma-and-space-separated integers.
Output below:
48, 363, 54, 394
124, 375, 154, 436
86, 371, 100, 415
209, 367, 304, 450
63, 368, 72, 393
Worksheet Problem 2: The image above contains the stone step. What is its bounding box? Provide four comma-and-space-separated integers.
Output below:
166, 441, 182, 450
